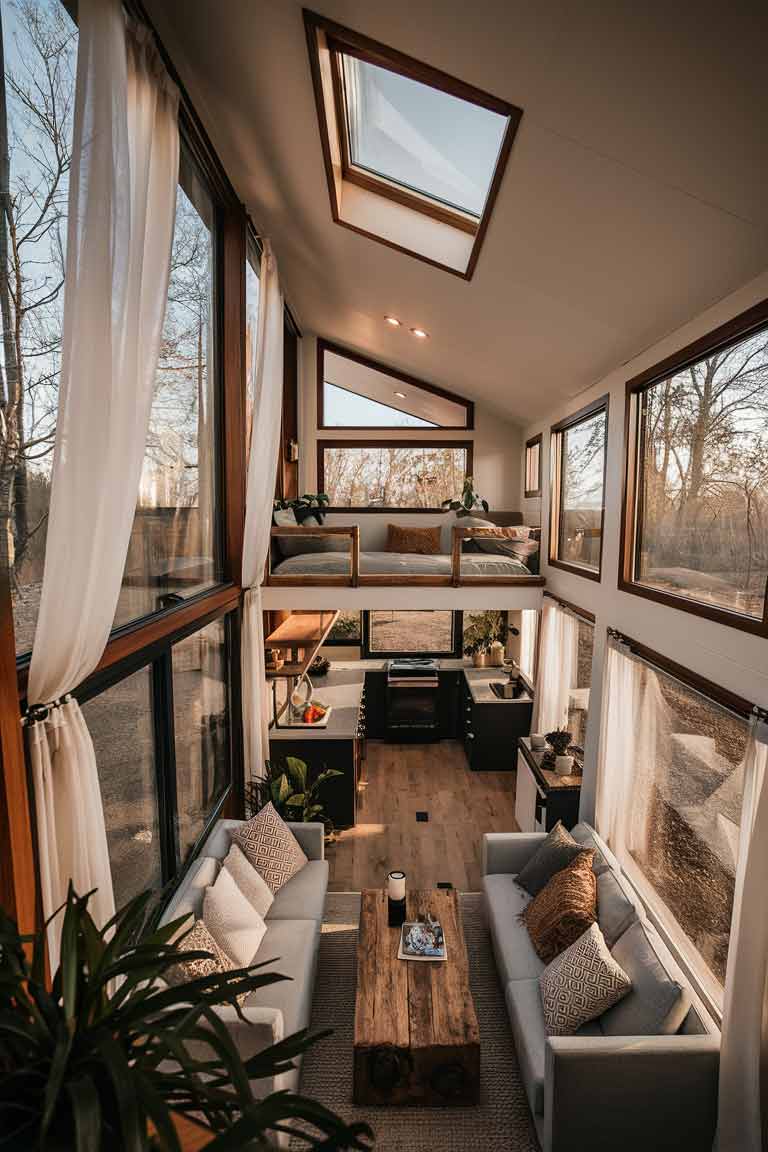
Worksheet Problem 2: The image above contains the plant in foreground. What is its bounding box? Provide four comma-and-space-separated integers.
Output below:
0, 885, 372, 1151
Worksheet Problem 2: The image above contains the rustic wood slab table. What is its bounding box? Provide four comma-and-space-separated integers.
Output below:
353, 888, 480, 1107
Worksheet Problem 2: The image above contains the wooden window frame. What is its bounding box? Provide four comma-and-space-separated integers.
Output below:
317, 438, 474, 513
524, 432, 542, 498
317, 338, 474, 431
303, 9, 522, 281
619, 298, 768, 639
548, 395, 609, 582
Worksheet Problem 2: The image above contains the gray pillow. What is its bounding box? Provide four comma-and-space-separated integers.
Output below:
273, 508, 349, 557
596, 870, 638, 948
570, 823, 612, 875
516, 821, 589, 896
601, 921, 691, 1036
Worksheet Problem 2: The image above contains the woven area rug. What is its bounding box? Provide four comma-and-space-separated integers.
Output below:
291, 892, 539, 1151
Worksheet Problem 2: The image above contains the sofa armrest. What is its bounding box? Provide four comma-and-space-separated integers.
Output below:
482, 832, 545, 876
287, 821, 325, 861
544, 1034, 719, 1152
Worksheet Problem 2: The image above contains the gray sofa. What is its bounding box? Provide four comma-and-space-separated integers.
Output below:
159, 817, 328, 1102
482, 824, 720, 1152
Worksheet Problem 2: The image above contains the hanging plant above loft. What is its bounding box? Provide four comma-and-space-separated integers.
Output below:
441, 476, 489, 517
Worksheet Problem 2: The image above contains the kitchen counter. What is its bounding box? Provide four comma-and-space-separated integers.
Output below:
270, 667, 365, 741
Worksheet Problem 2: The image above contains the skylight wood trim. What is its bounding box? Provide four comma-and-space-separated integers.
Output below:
303, 9, 522, 280
317, 338, 475, 431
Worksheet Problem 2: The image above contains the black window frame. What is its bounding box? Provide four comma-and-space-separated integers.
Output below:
549, 395, 609, 582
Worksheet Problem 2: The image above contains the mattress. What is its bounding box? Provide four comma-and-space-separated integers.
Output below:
271, 550, 533, 578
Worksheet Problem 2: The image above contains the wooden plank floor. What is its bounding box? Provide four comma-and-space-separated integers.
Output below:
327, 740, 520, 893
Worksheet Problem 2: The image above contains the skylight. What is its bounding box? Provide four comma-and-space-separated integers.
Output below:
340, 54, 508, 221
304, 11, 523, 278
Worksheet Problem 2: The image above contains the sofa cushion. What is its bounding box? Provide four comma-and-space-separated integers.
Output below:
597, 869, 638, 948
540, 922, 632, 1036
601, 920, 692, 1036
203, 866, 267, 967
232, 802, 308, 894
569, 823, 613, 875
267, 859, 329, 924
505, 978, 602, 1115
482, 873, 544, 982
522, 851, 597, 963
245, 918, 318, 1038
223, 843, 274, 919
516, 821, 590, 896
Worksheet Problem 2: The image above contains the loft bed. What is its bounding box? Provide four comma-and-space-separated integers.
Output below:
266, 514, 545, 588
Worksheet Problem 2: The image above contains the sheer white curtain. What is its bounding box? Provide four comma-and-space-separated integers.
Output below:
241, 241, 284, 780
717, 713, 768, 1152
26, 0, 179, 970
519, 609, 538, 682
532, 598, 578, 734
594, 636, 642, 852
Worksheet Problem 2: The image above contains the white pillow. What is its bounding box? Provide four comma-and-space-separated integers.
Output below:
203, 865, 267, 967
223, 842, 274, 919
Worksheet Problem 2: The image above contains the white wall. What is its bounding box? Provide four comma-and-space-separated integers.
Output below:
299, 334, 522, 509
521, 269, 768, 822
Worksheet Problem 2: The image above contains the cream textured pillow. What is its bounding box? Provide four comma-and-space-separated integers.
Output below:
203, 865, 267, 968
223, 842, 275, 919
232, 802, 308, 893
539, 922, 632, 1036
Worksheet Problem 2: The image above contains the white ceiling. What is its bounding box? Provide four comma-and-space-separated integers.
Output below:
145, 0, 768, 425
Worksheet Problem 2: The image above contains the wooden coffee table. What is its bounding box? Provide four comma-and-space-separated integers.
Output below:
353, 888, 480, 1107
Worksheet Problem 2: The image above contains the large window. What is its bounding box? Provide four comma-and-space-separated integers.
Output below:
363, 610, 459, 656
5, 2, 224, 653
304, 12, 522, 278
622, 302, 768, 635
549, 397, 608, 579
319, 440, 471, 509
599, 641, 749, 1007
3, 0, 77, 654
318, 340, 473, 430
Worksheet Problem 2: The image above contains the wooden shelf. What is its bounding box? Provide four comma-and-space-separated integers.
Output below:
265, 610, 339, 680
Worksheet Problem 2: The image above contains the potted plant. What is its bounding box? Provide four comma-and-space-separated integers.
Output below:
545, 726, 574, 775
440, 477, 489, 517
462, 610, 506, 668
0, 886, 371, 1151
246, 755, 342, 832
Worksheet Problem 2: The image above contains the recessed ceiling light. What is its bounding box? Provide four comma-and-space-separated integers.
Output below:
410, 327, 429, 339
393, 390, 406, 399
384, 315, 401, 326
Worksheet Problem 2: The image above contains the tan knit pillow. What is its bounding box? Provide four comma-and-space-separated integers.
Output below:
386, 523, 442, 555
522, 850, 597, 963
232, 802, 308, 893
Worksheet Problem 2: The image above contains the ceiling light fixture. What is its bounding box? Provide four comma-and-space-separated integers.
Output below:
393, 390, 406, 399
410, 327, 429, 339
384, 315, 401, 326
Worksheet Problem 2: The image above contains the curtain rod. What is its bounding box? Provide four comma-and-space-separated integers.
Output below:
607, 626, 766, 723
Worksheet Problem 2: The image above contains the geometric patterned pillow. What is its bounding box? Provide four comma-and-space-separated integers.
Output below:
539, 922, 632, 1036
231, 802, 308, 894
521, 850, 597, 963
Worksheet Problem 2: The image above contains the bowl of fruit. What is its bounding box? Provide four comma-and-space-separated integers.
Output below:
301, 699, 330, 726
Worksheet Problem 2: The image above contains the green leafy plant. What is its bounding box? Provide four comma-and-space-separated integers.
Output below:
246, 756, 342, 829
274, 494, 330, 515
545, 727, 573, 756
0, 885, 371, 1151
462, 610, 506, 657
441, 476, 488, 517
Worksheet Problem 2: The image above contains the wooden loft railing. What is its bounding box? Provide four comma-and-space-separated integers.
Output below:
265, 525, 545, 588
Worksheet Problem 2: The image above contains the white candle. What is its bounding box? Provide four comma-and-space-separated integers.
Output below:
388, 871, 406, 901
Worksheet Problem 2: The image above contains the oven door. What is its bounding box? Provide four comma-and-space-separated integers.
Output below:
385, 677, 440, 740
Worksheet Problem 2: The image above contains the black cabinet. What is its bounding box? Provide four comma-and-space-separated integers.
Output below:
461, 675, 533, 771
267, 737, 360, 829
